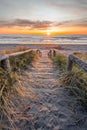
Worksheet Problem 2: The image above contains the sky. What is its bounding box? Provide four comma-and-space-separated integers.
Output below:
0, 0, 87, 34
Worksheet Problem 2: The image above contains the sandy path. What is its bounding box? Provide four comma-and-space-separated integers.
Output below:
18, 50, 87, 130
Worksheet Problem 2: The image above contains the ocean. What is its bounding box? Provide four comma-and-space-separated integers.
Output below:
0, 34, 87, 44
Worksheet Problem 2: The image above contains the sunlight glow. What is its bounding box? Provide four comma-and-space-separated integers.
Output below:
47, 31, 51, 36
0, 26, 87, 35
46, 27, 58, 36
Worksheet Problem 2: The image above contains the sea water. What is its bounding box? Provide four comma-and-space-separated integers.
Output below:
0, 34, 87, 44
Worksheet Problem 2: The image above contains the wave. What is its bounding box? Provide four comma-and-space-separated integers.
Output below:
0, 34, 87, 44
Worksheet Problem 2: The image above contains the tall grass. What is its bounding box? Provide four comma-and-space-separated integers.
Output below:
60, 67, 87, 107
10, 50, 37, 72
52, 53, 67, 71
0, 68, 21, 129
52, 52, 87, 108
0, 46, 29, 54
74, 52, 87, 62
0, 50, 37, 129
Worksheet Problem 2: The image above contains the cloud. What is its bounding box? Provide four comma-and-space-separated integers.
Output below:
0, 0, 87, 22
55, 18, 87, 27
49, 0, 87, 8
0, 19, 52, 30
49, 0, 87, 17
0, 18, 87, 30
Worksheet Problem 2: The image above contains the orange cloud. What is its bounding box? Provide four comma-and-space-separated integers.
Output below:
0, 19, 87, 34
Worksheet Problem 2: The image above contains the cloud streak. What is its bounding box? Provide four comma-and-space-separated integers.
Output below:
0, 19, 52, 30
55, 18, 87, 27
0, 18, 87, 30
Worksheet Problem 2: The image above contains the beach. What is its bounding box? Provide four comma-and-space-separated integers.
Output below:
0, 44, 87, 55
0, 44, 87, 129
0, 34, 87, 54
0, 0, 87, 129
0, 43, 87, 50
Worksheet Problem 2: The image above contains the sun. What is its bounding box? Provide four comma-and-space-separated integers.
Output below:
46, 31, 51, 36
46, 27, 58, 36
47, 32, 51, 36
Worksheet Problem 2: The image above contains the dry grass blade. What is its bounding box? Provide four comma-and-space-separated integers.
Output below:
0, 50, 37, 129
52, 52, 87, 108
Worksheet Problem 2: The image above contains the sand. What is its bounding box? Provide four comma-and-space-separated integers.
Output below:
0, 44, 87, 129
0, 43, 87, 52
13, 50, 87, 130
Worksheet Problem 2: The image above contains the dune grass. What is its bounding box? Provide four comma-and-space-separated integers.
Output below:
60, 67, 87, 107
0, 46, 29, 55
52, 52, 87, 108
0, 69, 21, 129
10, 50, 37, 72
52, 53, 67, 71
74, 52, 87, 62
0, 49, 37, 129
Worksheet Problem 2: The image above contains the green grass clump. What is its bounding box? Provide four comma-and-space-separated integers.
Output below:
10, 50, 37, 72
60, 66, 87, 107
52, 52, 87, 107
52, 54, 67, 71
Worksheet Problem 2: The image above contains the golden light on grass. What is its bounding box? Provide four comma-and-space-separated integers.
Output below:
0, 49, 38, 129
52, 52, 87, 107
